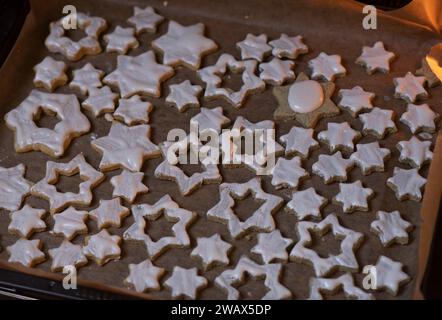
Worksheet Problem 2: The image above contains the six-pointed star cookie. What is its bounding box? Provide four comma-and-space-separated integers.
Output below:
7, 238, 46, 267
191, 234, 232, 270
91, 122, 160, 172
394, 72, 428, 103
387, 167, 427, 202
8, 205, 46, 238
48, 240, 88, 272
152, 21, 218, 70
359, 107, 397, 139
318, 122, 361, 153
104, 26, 139, 54
110, 169, 148, 203
338, 86, 375, 117
125, 259, 165, 292
69, 63, 104, 95
372, 255, 410, 296
312, 151, 354, 184
397, 136, 433, 168
273, 72, 339, 128
83, 229, 121, 266
400, 103, 439, 134
103, 51, 174, 98
251, 230, 293, 264
89, 198, 130, 229
166, 80, 202, 112
271, 156, 308, 189
0, 164, 32, 211
259, 58, 295, 85
82, 86, 119, 117
309, 273, 374, 300
356, 41, 395, 74
416, 57, 441, 88
190, 106, 230, 134
236, 33, 271, 62
308, 52, 346, 81
269, 34, 308, 59
333, 180, 374, 213
279, 126, 319, 159
286, 187, 328, 220
127, 6, 164, 34
371, 210, 412, 247
52, 206, 88, 240
113, 95, 153, 126
350, 142, 391, 175
33, 56, 68, 91
165, 266, 208, 299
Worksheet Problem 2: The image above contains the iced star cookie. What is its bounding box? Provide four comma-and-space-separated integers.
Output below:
0, 164, 32, 211
104, 26, 139, 54
338, 86, 375, 117
279, 126, 319, 159
190, 107, 230, 135
416, 58, 441, 88
318, 122, 361, 153
358, 107, 397, 139
273, 72, 339, 128
269, 34, 308, 59
81, 86, 119, 117
387, 167, 427, 202
48, 240, 88, 272
400, 103, 439, 134
251, 230, 293, 264
5, 90, 90, 157
127, 6, 164, 34
286, 188, 328, 221
332, 180, 374, 213
355, 41, 395, 74
89, 198, 130, 229
394, 72, 428, 103
309, 273, 374, 300
165, 266, 208, 299
69, 63, 104, 95
350, 142, 391, 175
312, 151, 354, 184
259, 58, 295, 85
8, 205, 46, 238
308, 52, 346, 81
52, 207, 88, 240
7, 239, 46, 268
152, 21, 218, 70
236, 33, 271, 62
83, 229, 121, 266
191, 234, 232, 270
113, 96, 153, 126
271, 156, 308, 189
370, 210, 412, 247
125, 259, 165, 293
372, 256, 410, 296
166, 80, 202, 112
33, 56, 68, 91
397, 136, 432, 168
110, 170, 148, 203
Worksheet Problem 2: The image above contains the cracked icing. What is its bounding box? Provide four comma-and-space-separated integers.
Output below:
236, 33, 271, 62
356, 41, 395, 75
69, 63, 104, 95
371, 210, 412, 247
338, 86, 375, 117
127, 6, 164, 34
386, 167, 427, 202
312, 151, 354, 184
125, 259, 165, 293
251, 230, 293, 264
318, 122, 361, 153
279, 126, 319, 159
308, 52, 346, 81
8, 205, 46, 238
33, 56, 68, 91
7, 239, 46, 268
165, 266, 208, 299
286, 188, 328, 221
394, 72, 428, 103
89, 198, 130, 229
400, 103, 439, 134
358, 107, 397, 139
82, 229, 121, 266
333, 180, 374, 213
110, 170, 148, 203
52, 206, 88, 240
397, 136, 433, 168
0, 164, 32, 211
269, 34, 308, 59
350, 142, 391, 175
191, 234, 232, 270
271, 156, 308, 189
48, 240, 88, 272
166, 80, 202, 112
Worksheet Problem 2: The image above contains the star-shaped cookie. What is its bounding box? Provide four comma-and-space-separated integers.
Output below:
52, 206, 88, 240
416, 57, 441, 88
165, 266, 208, 299
113, 95, 153, 126
8, 205, 46, 238
309, 273, 374, 300
83, 229, 121, 266
89, 198, 130, 229
125, 259, 165, 292
69, 63, 104, 95
33, 56, 68, 91
191, 234, 232, 270
127, 6, 164, 34
397, 136, 432, 168
110, 170, 148, 203
318, 122, 361, 153
269, 34, 308, 59
286, 187, 328, 220
271, 156, 308, 189
279, 126, 319, 159
259, 58, 295, 85
338, 86, 375, 117
356, 41, 395, 74
312, 151, 354, 184
308, 52, 346, 81
372, 256, 410, 296
387, 167, 427, 202
370, 210, 412, 247
333, 180, 374, 213
350, 142, 391, 175
104, 26, 139, 54
394, 72, 428, 103
7, 239, 46, 267
48, 240, 88, 272
81, 86, 119, 117
251, 230, 293, 264
190, 106, 230, 134
236, 33, 271, 62
166, 80, 202, 112
359, 107, 397, 139
400, 103, 439, 134
0, 164, 32, 211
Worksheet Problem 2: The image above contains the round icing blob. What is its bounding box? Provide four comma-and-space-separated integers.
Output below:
288, 80, 324, 113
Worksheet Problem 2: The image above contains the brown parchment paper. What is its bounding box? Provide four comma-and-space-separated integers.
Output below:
0, 0, 441, 300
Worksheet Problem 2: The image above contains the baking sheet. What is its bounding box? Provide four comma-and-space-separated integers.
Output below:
0, 0, 441, 299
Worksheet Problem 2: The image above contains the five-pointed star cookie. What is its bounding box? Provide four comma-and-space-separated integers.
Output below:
125, 259, 165, 292
370, 210, 412, 247
308, 52, 346, 81
165, 266, 208, 299
190, 106, 230, 134
273, 72, 339, 128
269, 34, 308, 59
271, 156, 308, 189
91, 122, 160, 172
103, 51, 174, 98
166, 80, 202, 112
82, 86, 119, 117
0, 164, 32, 211
359, 107, 397, 139
279, 126, 319, 159
312, 151, 354, 184
113, 95, 153, 126
290, 214, 364, 277
338, 86, 375, 117
400, 103, 439, 134
7, 239, 46, 267
251, 230, 293, 264
69, 63, 104, 95
387, 167, 427, 202
89, 198, 130, 229
333, 180, 374, 213
152, 21, 218, 70
372, 255, 410, 296
33, 56, 68, 91
104, 26, 139, 54
355, 41, 395, 74
110, 170, 148, 203
236, 33, 272, 62
48, 240, 88, 272
8, 205, 46, 238
394, 72, 428, 103
127, 6, 164, 34
191, 234, 232, 270
318, 122, 361, 153
83, 229, 121, 266
259, 58, 295, 85
309, 273, 374, 300
397, 136, 433, 168
286, 187, 328, 220
52, 207, 88, 240
350, 142, 391, 175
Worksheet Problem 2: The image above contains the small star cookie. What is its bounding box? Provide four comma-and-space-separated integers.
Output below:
104, 26, 139, 54
236, 33, 271, 62
286, 188, 328, 221
338, 86, 375, 117
81, 86, 119, 117
350, 142, 391, 175
251, 230, 293, 264
0, 164, 32, 211
333, 180, 374, 213
190, 107, 230, 134
125, 259, 165, 292
400, 103, 439, 134
279, 126, 319, 159
33, 56, 68, 91
69, 63, 104, 95
7, 239, 46, 267
48, 240, 88, 272
8, 205, 46, 238
110, 170, 148, 203
387, 167, 427, 202
165, 266, 208, 299
52, 207, 88, 240
166, 80, 202, 112
312, 151, 354, 184
355, 41, 395, 74
370, 210, 412, 247
372, 256, 410, 296
269, 34, 308, 59
359, 107, 397, 139
416, 57, 441, 88
318, 122, 361, 153
83, 229, 121, 266
397, 136, 433, 168
191, 234, 232, 270
127, 6, 164, 34
308, 52, 346, 81
89, 198, 130, 229
394, 72, 428, 103
259, 58, 295, 85
113, 95, 153, 126
271, 156, 308, 189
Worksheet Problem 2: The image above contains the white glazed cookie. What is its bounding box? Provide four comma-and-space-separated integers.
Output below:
0, 164, 32, 211
4, 90, 91, 157
312, 151, 354, 184
350, 142, 391, 175
279, 126, 319, 159
127, 6, 164, 34
394, 72, 428, 103
207, 177, 283, 238
236, 33, 271, 62
45, 13, 107, 61
7, 239, 46, 267
386, 167, 427, 202
123, 195, 196, 259
397, 136, 433, 168
318, 122, 361, 153
198, 53, 265, 108
289, 214, 364, 277
338, 86, 375, 117
358, 107, 397, 139
8, 205, 46, 238
69, 63, 104, 95
332, 181, 374, 213
269, 34, 308, 59
104, 26, 139, 54
400, 103, 439, 134
251, 230, 293, 264
165, 266, 208, 299
166, 80, 202, 112
113, 96, 153, 126
271, 156, 308, 189
308, 52, 346, 81
81, 86, 119, 117
110, 170, 148, 203
83, 229, 121, 266
286, 188, 328, 221
152, 21, 218, 70
372, 256, 410, 296
52, 206, 88, 240
33, 56, 68, 91
416, 57, 441, 88
48, 240, 88, 272
190, 107, 230, 134
191, 234, 232, 270
309, 273, 374, 300
91, 122, 160, 172
125, 259, 165, 292
370, 210, 412, 247
355, 41, 395, 74
103, 51, 174, 98
89, 198, 130, 229
215, 256, 292, 300
259, 58, 295, 85
31, 153, 105, 213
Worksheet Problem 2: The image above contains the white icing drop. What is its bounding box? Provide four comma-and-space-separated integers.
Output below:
288, 80, 324, 113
